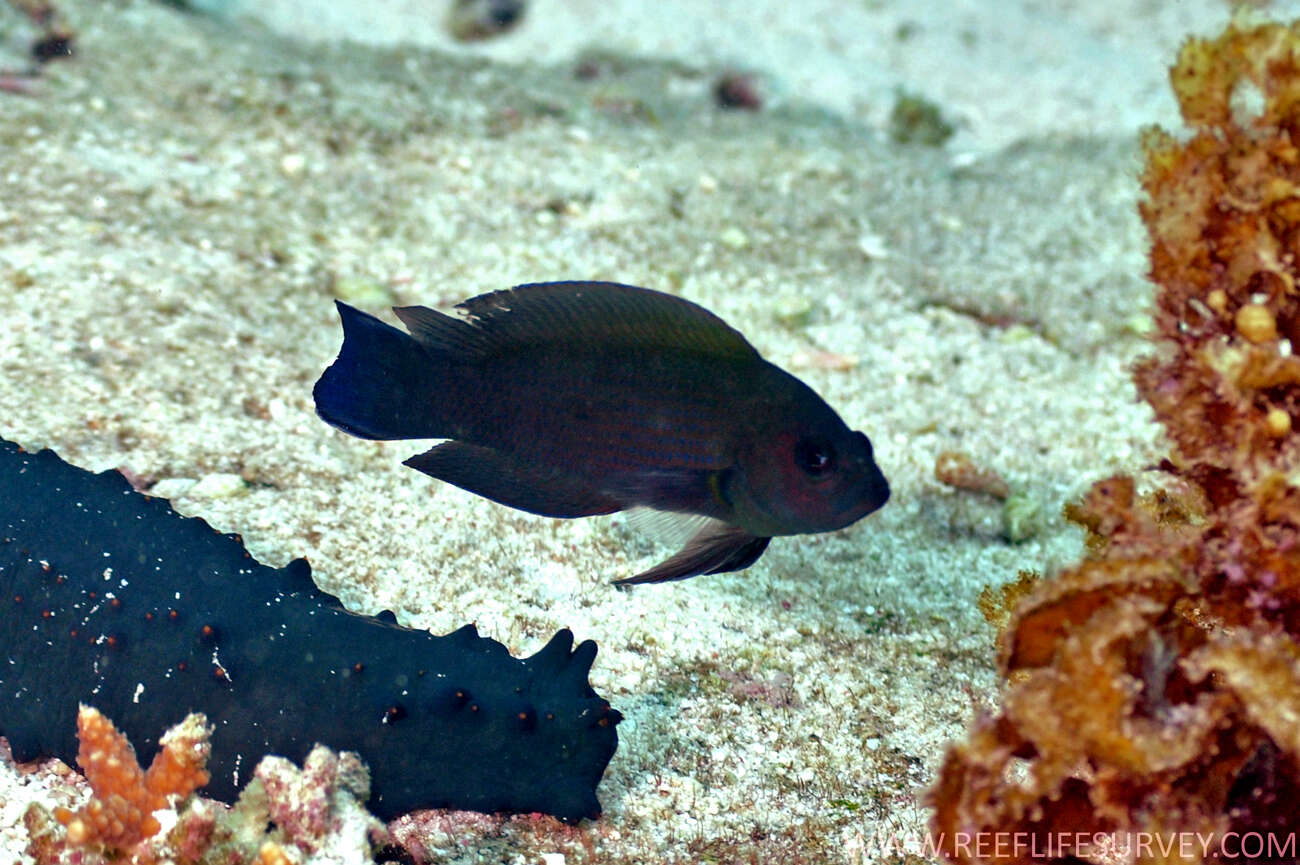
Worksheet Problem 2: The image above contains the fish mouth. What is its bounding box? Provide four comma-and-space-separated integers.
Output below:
828, 462, 890, 531
848, 431, 889, 514
864, 463, 890, 511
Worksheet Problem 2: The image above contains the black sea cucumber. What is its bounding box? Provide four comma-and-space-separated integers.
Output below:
0, 437, 619, 821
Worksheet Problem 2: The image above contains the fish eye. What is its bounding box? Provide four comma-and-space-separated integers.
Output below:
794, 437, 837, 478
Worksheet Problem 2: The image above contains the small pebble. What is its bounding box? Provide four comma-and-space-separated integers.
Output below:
1235, 303, 1277, 343
447, 0, 527, 41
32, 33, 74, 63
719, 226, 748, 249
149, 478, 197, 500
998, 324, 1035, 344
1002, 493, 1041, 543
789, 349, 858, 371
1266, 407, 1292, 438
280, 153, 305, 177
714, 72, 762, 110
773, 294, 815, 327
189, 473, 247, 499
1124, 314, 1153, 336
857, 232, 889, 260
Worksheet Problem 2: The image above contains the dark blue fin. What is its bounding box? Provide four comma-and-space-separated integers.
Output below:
396, 281, 761, 361
314, 301, 444, 440
613, 521, 771, 585
403, 441, 621, 518
392, 304, 481, 356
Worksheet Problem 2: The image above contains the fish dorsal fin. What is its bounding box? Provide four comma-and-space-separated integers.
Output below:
391, 305, 480, 357
399, 282, 760, 361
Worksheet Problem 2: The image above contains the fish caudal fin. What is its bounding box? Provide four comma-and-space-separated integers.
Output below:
314, 301, 444, 440
613, 521, 771, 585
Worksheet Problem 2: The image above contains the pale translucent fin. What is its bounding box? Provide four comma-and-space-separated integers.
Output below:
614, 522, 772, 585
622, 507, 715, 549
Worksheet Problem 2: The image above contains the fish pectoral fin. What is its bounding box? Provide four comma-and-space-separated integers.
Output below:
404, 441, 621, 519
622, 507, 714, 548
613, 521, 771, 585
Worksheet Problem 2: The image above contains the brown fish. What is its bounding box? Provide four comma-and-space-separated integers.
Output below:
313, 281, 889, 583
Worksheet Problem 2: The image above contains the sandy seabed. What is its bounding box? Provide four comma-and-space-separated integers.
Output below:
1, 0, 1294, 862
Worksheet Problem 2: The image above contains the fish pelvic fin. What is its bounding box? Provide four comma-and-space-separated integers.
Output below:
314, 301, 448, 440
613, 521, 771, 585
404, 441, 622, 518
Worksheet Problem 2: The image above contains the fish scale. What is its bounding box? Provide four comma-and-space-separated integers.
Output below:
454, 350, 741, 473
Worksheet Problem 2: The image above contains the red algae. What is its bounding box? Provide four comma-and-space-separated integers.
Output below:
931, 14, 1300, 864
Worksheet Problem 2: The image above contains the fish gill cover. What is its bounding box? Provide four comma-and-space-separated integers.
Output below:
0, 436, 620, 823
931, 13, 1300, 863
312, 280, 890, 584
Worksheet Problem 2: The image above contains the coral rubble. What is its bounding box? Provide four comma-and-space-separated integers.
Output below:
931, 15, 1300, 864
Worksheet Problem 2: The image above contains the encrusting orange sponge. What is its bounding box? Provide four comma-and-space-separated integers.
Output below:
931, 14, 1300, 864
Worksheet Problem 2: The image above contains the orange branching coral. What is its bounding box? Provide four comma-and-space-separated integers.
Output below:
53, 705, 212, 853
931, 15, 1300, 865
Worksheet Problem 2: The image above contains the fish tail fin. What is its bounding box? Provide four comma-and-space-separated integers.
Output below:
314, 301, 449, 440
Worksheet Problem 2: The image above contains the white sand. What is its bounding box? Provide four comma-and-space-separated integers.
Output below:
243, 0, 1288, 153
0, 0, 1289, 862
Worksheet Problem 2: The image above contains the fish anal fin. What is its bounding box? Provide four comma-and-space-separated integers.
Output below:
404, 441, 621, 519
613, 522, 771, 585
